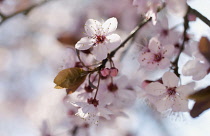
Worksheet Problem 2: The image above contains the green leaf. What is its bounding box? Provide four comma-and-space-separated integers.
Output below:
189, 86, 210, 118
54, 67, 88, 94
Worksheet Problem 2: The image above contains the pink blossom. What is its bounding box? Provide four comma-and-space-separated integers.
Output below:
75, 17, 121, 61
144, 72, 195, 112
110, 67, 118, 77
139, 37, 174, 70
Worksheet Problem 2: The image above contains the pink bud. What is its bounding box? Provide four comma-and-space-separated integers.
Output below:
110, 67, 118, 77
100, 68, 110, 77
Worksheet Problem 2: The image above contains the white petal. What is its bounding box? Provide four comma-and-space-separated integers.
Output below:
85, 19, 101, 36
75, 37, 94, 50
148, 37, 161, 53
172, 95, 189, 112
92, 44, 108, 61
162, 72, 179, 87
102, 17, 118, 35
106, 34, 121, 52
145, 82, 166, 96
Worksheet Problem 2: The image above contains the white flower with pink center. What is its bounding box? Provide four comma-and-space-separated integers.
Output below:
145, 72, 195, 112
139, 37, 174, 70
72, 97, 112, 124
75, 17, 121, 61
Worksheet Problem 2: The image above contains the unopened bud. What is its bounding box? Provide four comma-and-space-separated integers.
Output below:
110, 67, 118, 77
100, 68, 110, 77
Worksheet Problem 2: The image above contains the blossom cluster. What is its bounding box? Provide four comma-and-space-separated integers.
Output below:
52, 0, 210, 135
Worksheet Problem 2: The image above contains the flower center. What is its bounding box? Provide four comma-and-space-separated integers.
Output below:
87, 97, 99, 107
167, 87, 176, 96
96, 35, 106, 44
85, 85, 94, 93
107, 83, 118, 92
154, 53, 162, 62
161, 29, 169, 36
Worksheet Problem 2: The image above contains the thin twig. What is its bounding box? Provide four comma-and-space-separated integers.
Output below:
0, 0, 56, 25
173, 7, 190, 77
189, 6, 210, 27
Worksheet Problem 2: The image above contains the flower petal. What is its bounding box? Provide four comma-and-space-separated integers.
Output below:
145, 82, 166, 96
75, 37, 94, 50
158, 58, 170, 69
155, 96, 173, 112
172, 95, 189, 112
162, 72, 179, 87
102, 17, 118, 35
148, 37, 161, 53
85, 19, 101, 36
163, 45, 174, 57
92, 44, 108, 61
106, 34, 121, 52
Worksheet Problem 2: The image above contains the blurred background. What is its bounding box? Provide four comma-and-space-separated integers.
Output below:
0, 0, 210, 136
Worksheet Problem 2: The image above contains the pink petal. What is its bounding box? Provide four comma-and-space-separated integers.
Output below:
158, 58, 170, 69
155, 96, 173, 112
102, 17, 118, 35
163, 45, 174, 57
172, 95, 189, 112
75, 37, 94, 50
145, 82, 166, 96
162, 72, 179, 88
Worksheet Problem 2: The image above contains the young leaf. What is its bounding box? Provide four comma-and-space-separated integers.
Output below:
199, 37, 210, 63
189, 86, 210, 117
54, 67, 88, 94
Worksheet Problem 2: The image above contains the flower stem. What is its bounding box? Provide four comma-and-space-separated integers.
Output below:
189, 6, 210, 27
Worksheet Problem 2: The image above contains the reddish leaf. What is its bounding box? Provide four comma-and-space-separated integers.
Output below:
189, 86, 210, 117
199, 37, 210, 63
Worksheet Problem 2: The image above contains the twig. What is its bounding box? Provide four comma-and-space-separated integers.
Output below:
189, 6, 210, 27
99, 18, 152, 69
0, 0, 56, 25
173, 7, 190, 77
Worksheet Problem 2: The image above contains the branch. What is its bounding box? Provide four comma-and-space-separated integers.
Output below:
189, 6, 210, 27
0, 0, 56, 25
99, 18, 152, 69
173, 7, 190, 77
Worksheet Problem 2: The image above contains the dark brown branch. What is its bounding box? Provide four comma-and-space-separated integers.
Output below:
189, 6, 210, 27
173, 7, 190, 77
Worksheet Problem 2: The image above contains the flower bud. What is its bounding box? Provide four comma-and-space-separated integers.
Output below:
100, 68, 110, 77
110, 67, 118, 77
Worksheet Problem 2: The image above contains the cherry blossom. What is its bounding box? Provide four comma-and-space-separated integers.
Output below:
72, 97, 112, 124
144, 72, 195, 112
139, 37, 174, 70
182, 41, 210, 80
75, 17, 121, 61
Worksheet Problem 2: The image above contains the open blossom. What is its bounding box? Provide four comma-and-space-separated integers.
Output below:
72, 97, 112, 125
144, 72, 194, 112
75, 17, 121, 61
182, 41, 210, 80
139, 37, 174, 70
